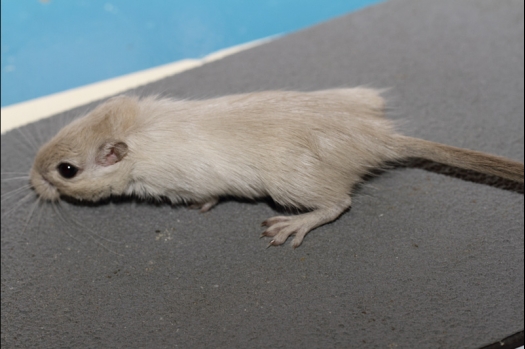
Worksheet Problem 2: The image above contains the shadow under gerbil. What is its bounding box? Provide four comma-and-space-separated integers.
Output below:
59, 194, 173, 208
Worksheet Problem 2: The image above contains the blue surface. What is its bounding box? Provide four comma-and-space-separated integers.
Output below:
1, 0, 382, 107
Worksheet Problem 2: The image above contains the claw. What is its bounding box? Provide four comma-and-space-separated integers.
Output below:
266, 240, 279, 248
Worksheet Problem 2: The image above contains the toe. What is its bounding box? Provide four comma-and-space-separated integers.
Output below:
292, 227, 309, 247
261, 216, 289, 227
273, 228, 295, 245
261, 221, 288, 237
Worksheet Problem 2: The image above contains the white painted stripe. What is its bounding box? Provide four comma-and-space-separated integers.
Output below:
1, 36, 275, 134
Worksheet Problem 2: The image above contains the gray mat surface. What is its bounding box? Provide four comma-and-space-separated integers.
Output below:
2, 0, 523, 348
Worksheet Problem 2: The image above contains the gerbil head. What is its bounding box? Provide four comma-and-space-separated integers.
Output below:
30, 96, 138, 202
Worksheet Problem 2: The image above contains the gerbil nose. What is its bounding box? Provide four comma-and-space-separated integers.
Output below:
30, 170, 60, 201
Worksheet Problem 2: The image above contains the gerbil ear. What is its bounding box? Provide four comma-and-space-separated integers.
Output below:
96, 140, 128, 167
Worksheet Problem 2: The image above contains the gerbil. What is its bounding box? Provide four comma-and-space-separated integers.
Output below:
30, 88, 524, 247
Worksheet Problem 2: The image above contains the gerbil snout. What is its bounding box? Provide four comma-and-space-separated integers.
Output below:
30, 168, 60, 201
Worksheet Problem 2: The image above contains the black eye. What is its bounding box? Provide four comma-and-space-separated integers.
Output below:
57, 163, 79, 179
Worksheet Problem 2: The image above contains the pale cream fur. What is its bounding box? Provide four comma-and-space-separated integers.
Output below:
30, 89, 524, 247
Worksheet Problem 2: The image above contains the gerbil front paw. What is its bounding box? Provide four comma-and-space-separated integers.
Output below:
188, 198, 219, 213
261, 215, 308, 248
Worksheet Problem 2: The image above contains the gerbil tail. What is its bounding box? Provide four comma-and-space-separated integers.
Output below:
395, 136, 524, 183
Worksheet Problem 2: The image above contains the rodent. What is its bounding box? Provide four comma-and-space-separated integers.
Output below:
30, 88, 525, 248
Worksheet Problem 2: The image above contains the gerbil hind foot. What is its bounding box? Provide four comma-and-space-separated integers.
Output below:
261, 197, 352, 248
188, 197, 219, 213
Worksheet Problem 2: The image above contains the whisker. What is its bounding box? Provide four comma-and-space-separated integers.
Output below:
21, 198, 39, 234
35, 198, 45, 230
2, 176, 30, 182
16, 127, 39, 153
53, 202, 122, 256
51, 203, 85, 245
2, 192, 35, 218
1, 185, 31, 200
61, 204, 121, 244
31, 121, 46, 148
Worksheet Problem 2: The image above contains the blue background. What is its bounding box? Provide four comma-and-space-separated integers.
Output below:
1, 0, 382, 106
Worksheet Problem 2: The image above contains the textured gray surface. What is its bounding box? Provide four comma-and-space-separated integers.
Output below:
1, 0, 523, 348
